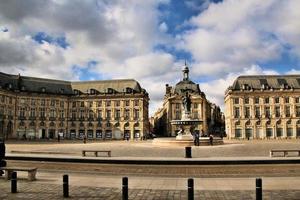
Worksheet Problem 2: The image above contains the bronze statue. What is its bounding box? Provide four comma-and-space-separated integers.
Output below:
182, 92, 191, 113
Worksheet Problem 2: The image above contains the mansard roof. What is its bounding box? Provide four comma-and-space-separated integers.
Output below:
230, 75, 300, 91
0, 71, 145, 95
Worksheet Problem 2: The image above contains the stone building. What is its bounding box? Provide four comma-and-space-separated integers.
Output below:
152, 66, 224, 137
0, 72, 149, 140
225, 75, 300, 139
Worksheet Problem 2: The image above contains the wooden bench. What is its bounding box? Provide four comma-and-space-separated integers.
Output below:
82, 150, 111, 157
0, 167, 37, 181
270, 149, 300, 157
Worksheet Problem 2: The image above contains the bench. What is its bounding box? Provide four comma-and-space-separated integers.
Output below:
82, 150, 111, 157
0, 167, 37, 181
270, 149, 300, 157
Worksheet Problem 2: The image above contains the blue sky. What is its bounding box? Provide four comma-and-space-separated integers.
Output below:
0, 0, 300, 114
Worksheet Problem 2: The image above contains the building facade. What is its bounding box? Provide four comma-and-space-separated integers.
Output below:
225, 75, 300, 139
0, 72, 149, 140
152, 66, 224, 137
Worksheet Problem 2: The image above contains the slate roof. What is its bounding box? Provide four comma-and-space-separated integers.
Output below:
230, 75, 300, 91
0, 72, 144, 95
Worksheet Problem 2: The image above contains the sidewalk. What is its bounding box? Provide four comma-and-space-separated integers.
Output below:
1, 171, 300, 199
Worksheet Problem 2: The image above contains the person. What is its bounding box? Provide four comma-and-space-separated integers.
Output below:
83, 134, 87, 144
194, 131, 200, 146
57, 134, 60, 142
209, 134, 214, 146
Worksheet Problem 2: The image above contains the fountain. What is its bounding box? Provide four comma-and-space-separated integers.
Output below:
171, 92, 201, 142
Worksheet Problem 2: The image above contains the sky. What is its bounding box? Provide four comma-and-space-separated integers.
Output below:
0, 0, 300, 115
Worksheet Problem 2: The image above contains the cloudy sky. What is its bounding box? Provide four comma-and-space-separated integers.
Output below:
0, 0, 300, 115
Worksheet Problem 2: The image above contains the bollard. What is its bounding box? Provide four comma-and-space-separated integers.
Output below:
185, 146, 192, 158
63, 174, 69, 197
11, 171, 17, 193
188, 178, 194, 200
122, 177, 128, 200
256, 178, 262, 200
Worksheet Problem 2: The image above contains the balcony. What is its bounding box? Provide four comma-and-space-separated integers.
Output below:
29, 116, 36, 120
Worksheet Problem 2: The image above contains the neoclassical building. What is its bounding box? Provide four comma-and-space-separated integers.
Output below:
0, 72, 149, 140
225, 75, 300, 139
152, 66, 224, 136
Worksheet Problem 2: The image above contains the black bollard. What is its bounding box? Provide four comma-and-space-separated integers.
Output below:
122, 177, 128, 200
63, 174, 69, 197
188, 178, 194, 200
185, 146, 192, 158
11, 171, 17, 193
256, 178, 262, 200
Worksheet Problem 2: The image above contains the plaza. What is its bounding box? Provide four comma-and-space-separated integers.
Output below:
1, 139, 300, 199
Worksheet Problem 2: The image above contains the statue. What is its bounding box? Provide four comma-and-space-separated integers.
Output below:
182, 92, 191, 113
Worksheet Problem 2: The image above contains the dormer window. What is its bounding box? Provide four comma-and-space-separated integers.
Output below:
107, 88, 113, 94
21, 86, 25, 91
8, 83, 12, 89
60, 88, 64, 94
73, 89, 80, 95
126, 87, 132, 93
41, 87, 46, 93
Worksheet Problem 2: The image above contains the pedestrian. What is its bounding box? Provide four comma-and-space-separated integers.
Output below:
83, 135, 87, 144
195, 131, 200, 146
209, 134, 213, 146
57, 134, 60, 142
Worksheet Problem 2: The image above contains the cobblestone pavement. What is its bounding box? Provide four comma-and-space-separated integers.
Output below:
0, 180, 300, 200
5, 139, 300, 158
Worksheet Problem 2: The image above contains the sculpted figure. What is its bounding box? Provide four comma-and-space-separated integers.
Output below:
182, 92, 191, 113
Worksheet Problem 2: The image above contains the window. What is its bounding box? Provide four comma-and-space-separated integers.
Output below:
72, 102, 76, 108
115, 109, 120, 120
31, 99, 36, 106
265, 97, 269, 104
134, 109, 139, 120
234, 107, 240, 118
244, 98, 249, 104
285, 106, 290, 117
235, 129, 242, 138
194, 103, 198, 109
245, 107, 250, 118
255, 97, 259, 104
275, 97, 280, 104
106, 101, 111, 107
175, 103, 180, 109
1, 96, 5, 103
40, 108, 45, 117
89, 101, 93, 107
80, 101, 84, 107
275, 106, 280, 117
134, 100, 139, 106
97, 110, 102, 120
97, 101, 102, 107
115, 101, 120, 107
71, 110, 76, 119
234, 98, 239, 104
19, 107, 25, 117
255, 107, 260, 118
106, 110, 111, 120
9, 97, 12, 104
296, 106, 300, 117
89, 110, 94, 119
30, 108, 35, 117
50, 99, 55, 106
265, 106, 271, 118
296, 97, 300, 104
80, 110, 85, 119
60, 101, 64, 108
50, 109, 56, 118
41, 99, 45, 106
175, 111, 180, 120
60, 110, 64, 118
285, 97, 290, 103
193, 111, 198, 119
125, 109, 130, 119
